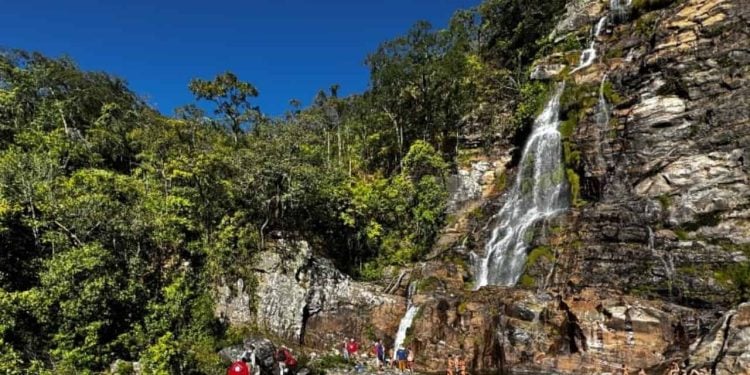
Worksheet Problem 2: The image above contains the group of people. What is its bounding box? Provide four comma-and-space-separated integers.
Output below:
445, 354, 467, 375
342, 337, 415, 373
617, 361, 711, 375
227, 343, 298, 375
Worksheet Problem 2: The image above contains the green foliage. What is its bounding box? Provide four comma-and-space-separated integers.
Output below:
558, 82, 598, 206
479, 0, 568, 70
566, 169, 583, 207
189, 72, 260, 141
519, 275, 536, 287
657, 194, 672, 209
715, 244, 750, 303
494, 170, 508, 192
634, 12, 660, 38
0, 0, 583, 369
526, 246, 554, 267
310, 353, 350, 371
512, 81, 551, 132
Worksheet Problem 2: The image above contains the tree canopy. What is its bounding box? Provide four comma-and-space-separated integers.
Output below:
0, 0, 567, 371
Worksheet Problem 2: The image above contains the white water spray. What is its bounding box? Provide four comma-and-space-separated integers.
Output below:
393, 282, 419, 351
473, 85, 569, 288
571, 16, 607, 73
393, 305, 419, 351
610, 0, 632, 23
593, 74, 611, 176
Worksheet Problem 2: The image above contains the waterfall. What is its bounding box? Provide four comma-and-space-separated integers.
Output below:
393, 305, 419, 351
596, 75, 610, 127
593, 74, 611, 177
610, 0, 630, 23
473, 85, 569, 288
595, 16, 608, 37
647, 227, 675, 291
571, 16, 607, 74
393, 281, 419, 351
406, 281, 417, 304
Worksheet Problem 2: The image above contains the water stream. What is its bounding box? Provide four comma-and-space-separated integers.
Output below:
610, 0, 632, 23
571, 16, 607, 74
473, 85, 569, 288
593, 74, 611, 177
393, 282, 419, 350
647, 227, 675, 293
393, 305, 419, 351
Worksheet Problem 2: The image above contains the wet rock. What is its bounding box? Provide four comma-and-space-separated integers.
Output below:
530, 64, 566, 81
689, 303, 750, 374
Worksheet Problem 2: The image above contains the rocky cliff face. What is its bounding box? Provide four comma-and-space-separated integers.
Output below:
216, 0, 749, 373
215, 239, 404, 348
404, 0, 750, 373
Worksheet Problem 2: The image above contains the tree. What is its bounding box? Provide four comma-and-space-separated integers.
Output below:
188, 72, 260, 142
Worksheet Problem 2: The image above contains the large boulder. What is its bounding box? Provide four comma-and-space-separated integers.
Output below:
214, 239, 404, 351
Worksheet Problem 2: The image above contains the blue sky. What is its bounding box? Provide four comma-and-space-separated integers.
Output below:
2, 0, 479, 117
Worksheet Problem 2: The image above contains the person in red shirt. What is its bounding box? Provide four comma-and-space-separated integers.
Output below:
227, 359, 250, 375
346, 338, 359, 359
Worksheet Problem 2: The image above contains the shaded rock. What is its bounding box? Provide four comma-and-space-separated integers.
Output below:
689, 303, 750, 374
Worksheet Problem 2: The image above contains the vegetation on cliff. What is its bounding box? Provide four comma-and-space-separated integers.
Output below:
0, 0, 570, 371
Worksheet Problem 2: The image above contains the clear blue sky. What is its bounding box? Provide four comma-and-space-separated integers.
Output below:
2, 0, 479, 117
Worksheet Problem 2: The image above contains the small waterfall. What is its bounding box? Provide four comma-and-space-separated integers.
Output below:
571, 16, 607, 74
593, 74, 611, 177
393, 306, 419, 351
647, 227, 675, 293
473, 85, 569, 288
610, 0, 631, 23
594, 16, 608, 37
393, 281, 419, 350
406, 281, 417, 304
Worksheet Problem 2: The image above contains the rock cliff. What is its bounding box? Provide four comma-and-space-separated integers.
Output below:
216, 0, 749, 373
401, 0, 749, 373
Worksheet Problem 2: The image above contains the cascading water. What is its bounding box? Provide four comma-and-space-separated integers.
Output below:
610, 0, 631, 23
647, 227, 675, 292
593, 74, 611, 176
473, 85, 569, 288
571, 16, 607, 74
393, 282, 419, 350
393, 306, 419, 351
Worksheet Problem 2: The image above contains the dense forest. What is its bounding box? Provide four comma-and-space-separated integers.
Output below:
0, 0, 569, 373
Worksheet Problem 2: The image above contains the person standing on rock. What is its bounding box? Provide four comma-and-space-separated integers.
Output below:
241, 343, 256, 370
396, 346, 407, 372
446, 354, 456, 375
347, 338, 359, 360
227, 357, 250, 375
374, 339, 385, 371
457, 355, 467, 375
406, 347, 414, 373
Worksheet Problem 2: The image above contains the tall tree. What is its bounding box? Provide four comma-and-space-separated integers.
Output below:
188, 72, 260, 142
